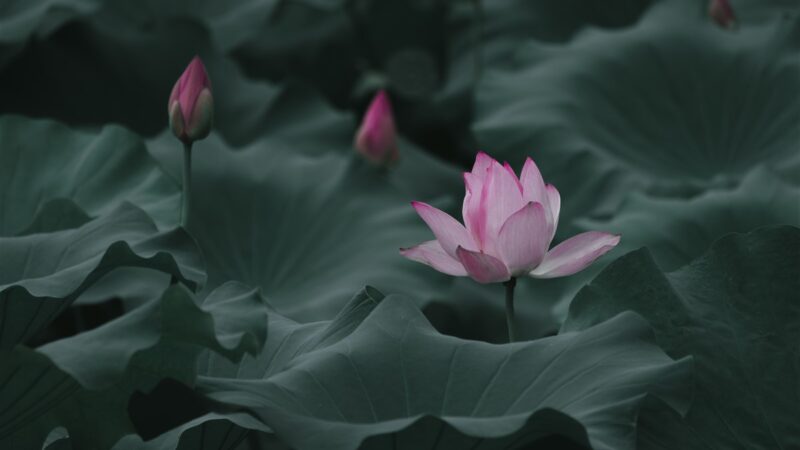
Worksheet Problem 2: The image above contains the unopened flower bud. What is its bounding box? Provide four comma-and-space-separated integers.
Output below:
168, 56, 213, 144
354, 90, 399, 166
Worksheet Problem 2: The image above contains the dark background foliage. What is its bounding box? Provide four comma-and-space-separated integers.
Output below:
0, 0, 798, 449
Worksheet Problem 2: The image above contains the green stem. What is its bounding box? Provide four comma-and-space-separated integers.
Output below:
504, 277, 517, 343
181, 142, 193, 228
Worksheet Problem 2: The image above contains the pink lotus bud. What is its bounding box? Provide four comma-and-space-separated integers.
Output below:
401, 152, 620, 284
354, 90, 399, 166
168, 56, 213, 144
708, 0, 737, 29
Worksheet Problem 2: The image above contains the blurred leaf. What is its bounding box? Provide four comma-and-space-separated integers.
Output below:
96, 0, 283, 51
425, 276, 562, 343
0, 203, 204, 347
448, 0, 653, 64
582, 168, 800, 271
113, 413, 274, 450
563, 226, 800, 449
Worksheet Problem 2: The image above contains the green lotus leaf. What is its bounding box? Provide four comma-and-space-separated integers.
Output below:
473, 1, 800, 227
147, 129, 455, 321
198, 295, 690, 450
0, 115, 180, 234
15, 199, 92, 236
562, 226, 800, 449
0, 203, 204, 347
580, 168, 800, 271
1, 13, 464, 193
231, 0, 655, 162
113, 286, 381, 450
122, 285, 689, 450
231, 2, 446, 116
0, 282, 267, 450
544, 167, 800, 319
112, 413, 276, 450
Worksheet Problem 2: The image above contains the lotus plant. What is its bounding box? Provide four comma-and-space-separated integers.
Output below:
168, 56, 213, 227
401, 152, 620, 342
354, 90, 399, 166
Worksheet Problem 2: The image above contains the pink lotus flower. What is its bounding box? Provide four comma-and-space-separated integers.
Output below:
354, 90, 399, 166
401, 152, 620, 284
168, 56, 213, 143
708, 0, 737, 29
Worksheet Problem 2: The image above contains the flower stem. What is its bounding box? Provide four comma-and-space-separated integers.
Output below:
504, 277, 517, 343
181, 141, 193, 228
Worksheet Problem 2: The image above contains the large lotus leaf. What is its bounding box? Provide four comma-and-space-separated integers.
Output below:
188, 293, 691, 450
473, 1, 800, 226
204, 80, 464, 201
72, 267, 172, 309
112, 413, 276, 450
79, 81, 464, 311
147, 129, 455, 321
581, 168, 800, 271
199, 295, 691, 450
543, 167, 800, 319
94, 0, 354, 53
562, 226, 800, 449
422, 274, 568, 343
0, 203, 204, 347
123, 286, 690, 450
0, 282, 267, 450
113, 286, 382, 450
181, 285, 560, 446
0, 115, 180, 234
